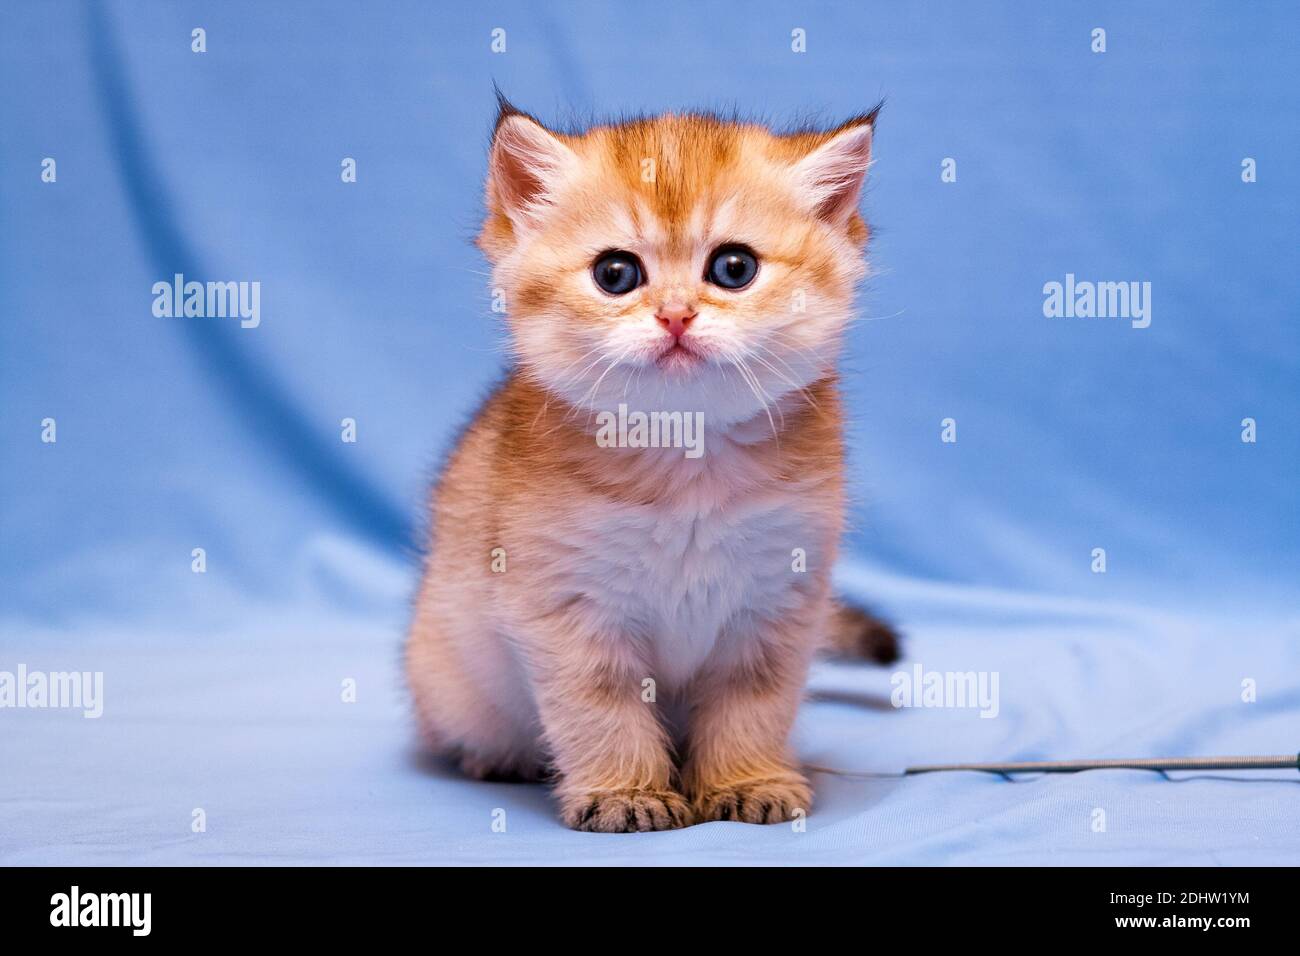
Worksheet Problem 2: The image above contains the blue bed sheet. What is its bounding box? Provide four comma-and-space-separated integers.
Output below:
1, 1, 1297, 865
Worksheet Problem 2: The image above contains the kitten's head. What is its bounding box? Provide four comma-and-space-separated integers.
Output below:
479, 100, 877, 429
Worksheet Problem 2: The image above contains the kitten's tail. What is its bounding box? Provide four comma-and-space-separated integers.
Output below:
824, 602, 902, 665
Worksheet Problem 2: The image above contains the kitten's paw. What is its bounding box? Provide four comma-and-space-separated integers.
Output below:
694, 773, 813, 825
560, 788, 694, 832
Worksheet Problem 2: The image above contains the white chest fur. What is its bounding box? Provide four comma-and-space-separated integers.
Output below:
551, 440, 830, 686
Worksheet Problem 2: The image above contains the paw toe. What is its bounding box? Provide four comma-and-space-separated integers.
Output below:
563, 788, 694, 832
697, 775, 812, 825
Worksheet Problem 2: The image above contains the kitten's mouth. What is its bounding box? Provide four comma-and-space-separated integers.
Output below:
655, 339, 704, 371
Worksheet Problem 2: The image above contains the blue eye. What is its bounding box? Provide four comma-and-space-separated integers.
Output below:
706, 246, 759, 290
593, 251, 643, 295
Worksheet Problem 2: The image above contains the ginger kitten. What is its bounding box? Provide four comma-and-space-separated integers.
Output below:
406, 99, 896, 832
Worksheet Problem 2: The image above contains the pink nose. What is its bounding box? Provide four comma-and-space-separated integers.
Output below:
656, 302, 697, 338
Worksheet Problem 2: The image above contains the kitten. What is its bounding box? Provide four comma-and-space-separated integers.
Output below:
406, 99, 897, 832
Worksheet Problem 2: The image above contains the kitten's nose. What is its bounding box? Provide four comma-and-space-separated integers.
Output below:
656, 302, 697, 338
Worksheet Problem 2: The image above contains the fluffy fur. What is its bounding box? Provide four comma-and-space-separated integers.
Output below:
406, 101, 894, 831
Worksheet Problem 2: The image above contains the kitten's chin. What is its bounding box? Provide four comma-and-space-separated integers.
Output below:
627, 363, 807, 431
653, 342, 706, 375
530, 344, 827, 432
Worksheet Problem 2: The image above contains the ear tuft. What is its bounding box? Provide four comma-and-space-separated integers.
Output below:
487, 103, 576, 231
492, 85, 526, 133
791, 111, 877, 225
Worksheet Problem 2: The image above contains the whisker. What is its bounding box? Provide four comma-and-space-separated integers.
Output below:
570, 345, 635, 428
749, 344, 824, 414
722, 346, 780, 441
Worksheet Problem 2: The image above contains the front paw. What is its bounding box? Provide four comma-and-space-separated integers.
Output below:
560, 787, 694, 832
694, 773, 813, 824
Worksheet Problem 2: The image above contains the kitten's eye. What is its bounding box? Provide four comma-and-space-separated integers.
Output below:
592, 251, 644, 296
706, 246, 759, 290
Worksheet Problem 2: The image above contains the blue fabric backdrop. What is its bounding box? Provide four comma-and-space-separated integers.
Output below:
2, 0, 1297, 865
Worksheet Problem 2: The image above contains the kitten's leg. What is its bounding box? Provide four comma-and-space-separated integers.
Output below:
528, 615, 692, 832
407, 605, 545, 782
683, 608, 820, 824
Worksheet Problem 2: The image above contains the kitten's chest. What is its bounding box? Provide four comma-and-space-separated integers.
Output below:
580, 472, 831, 683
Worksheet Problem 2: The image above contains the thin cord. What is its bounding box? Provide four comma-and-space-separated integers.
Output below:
905, 754, 1299, 775
806, 753, 1300, 779
805, 764, 906, 779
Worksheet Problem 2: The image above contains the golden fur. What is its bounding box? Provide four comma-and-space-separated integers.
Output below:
407, 103, 881, 831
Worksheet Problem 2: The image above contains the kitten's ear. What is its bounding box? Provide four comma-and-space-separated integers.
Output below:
487, 102, 578, 231
790, 112, 877, 225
